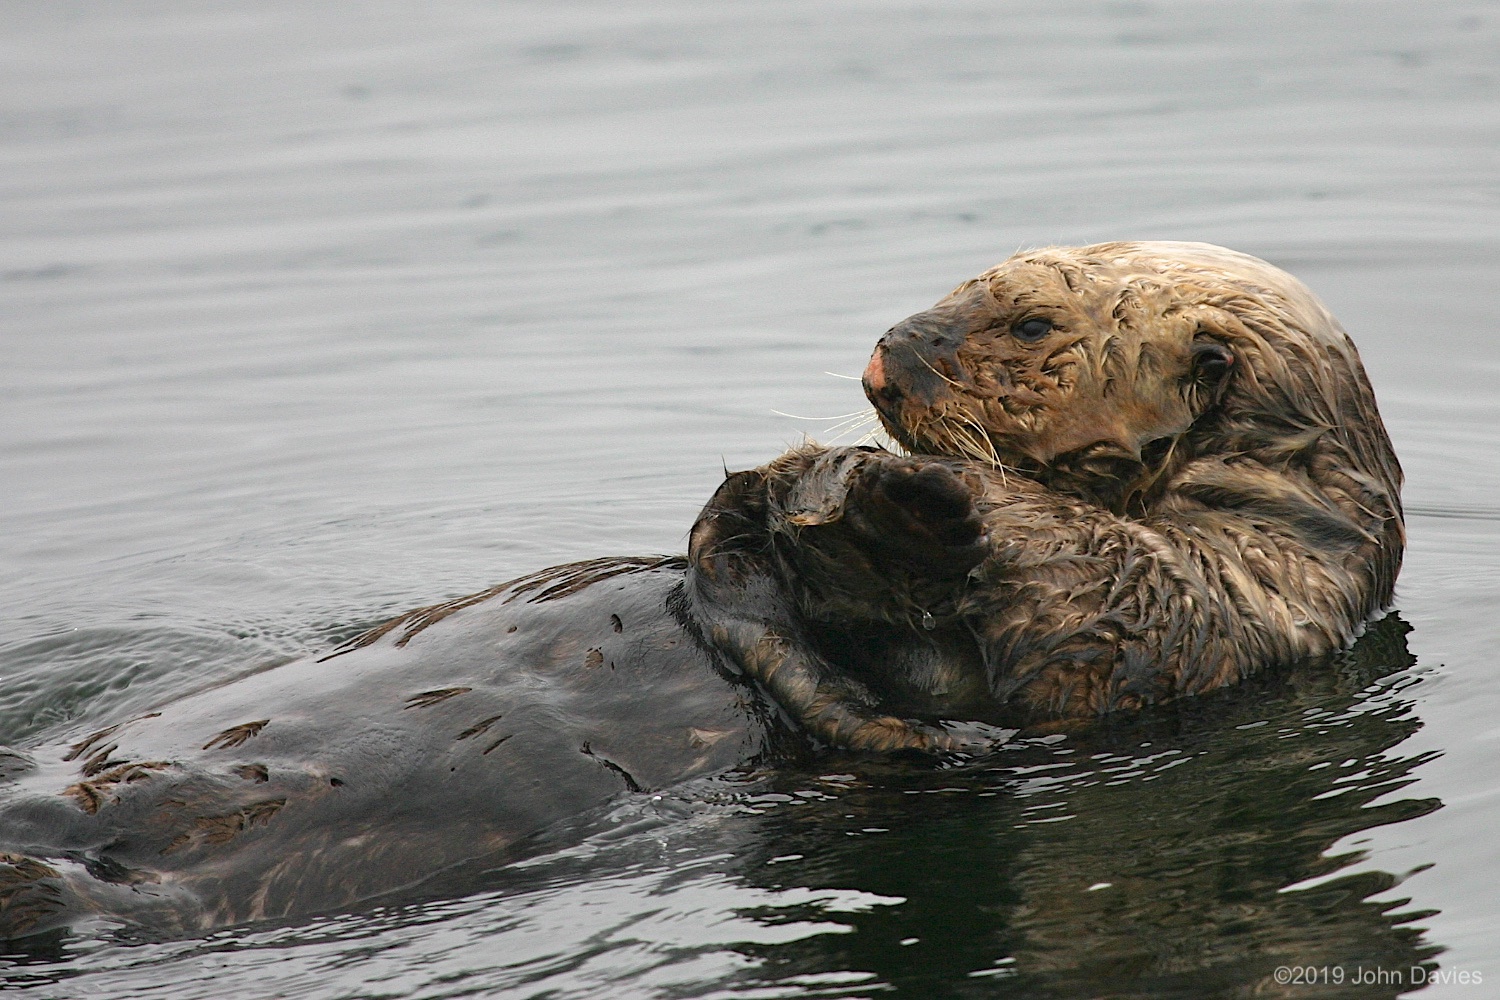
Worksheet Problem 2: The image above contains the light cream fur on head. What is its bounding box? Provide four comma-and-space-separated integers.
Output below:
687, 241, 1404, 746
869, 241, 1400, 526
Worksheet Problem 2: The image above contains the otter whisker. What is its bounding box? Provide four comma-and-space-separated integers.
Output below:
958, 414, 1003, 465
772, 407, 881, 448
824, 412, 883, 446
771, 408, 875, 422
941, 414, 1011, 486
864, 425, 906, 453
853, 422, 902, 450
824, 408, 879, 433
803, 411, 878, 447
948, 424, 991, 465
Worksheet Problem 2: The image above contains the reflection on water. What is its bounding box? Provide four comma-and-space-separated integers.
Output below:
3, 0, 1498, 995
715, 618, 1437, 999
1, 620, 1437, 998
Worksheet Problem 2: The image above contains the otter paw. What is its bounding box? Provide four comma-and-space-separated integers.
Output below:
849, 459, 988, 577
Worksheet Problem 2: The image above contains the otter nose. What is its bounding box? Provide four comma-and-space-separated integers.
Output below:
863, 309, 967, 410
862, 347, 889, 397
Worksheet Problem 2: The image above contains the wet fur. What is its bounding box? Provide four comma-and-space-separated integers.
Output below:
688, 242, 1402, 745
0, 241, 1401, 939
0, 561, 789, 939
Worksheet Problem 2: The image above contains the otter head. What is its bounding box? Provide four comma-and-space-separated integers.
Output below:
862, 243, 1266, 512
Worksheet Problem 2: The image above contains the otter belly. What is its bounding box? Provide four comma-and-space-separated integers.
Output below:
0, 558, 779, 939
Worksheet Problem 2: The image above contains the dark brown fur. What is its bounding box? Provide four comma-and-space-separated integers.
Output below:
0, 241, 1400, 939
0, 560, 787, 939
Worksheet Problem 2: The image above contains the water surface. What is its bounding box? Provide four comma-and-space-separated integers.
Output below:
2, 2, 1498, 996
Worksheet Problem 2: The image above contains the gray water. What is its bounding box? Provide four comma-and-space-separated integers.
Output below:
2, 1, 1498, 996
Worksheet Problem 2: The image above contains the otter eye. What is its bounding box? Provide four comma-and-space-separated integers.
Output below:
1011, 317, 1053, 343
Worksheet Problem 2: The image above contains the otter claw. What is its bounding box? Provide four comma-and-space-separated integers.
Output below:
849, 458, 988, 577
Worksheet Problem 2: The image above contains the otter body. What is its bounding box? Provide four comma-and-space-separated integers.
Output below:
0, 559, 784, 938
0, 242, 1402, 939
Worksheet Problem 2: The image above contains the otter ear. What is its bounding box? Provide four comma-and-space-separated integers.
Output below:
1191, 337, 1235, 383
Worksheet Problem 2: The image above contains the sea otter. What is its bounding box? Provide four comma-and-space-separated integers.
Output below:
0, 241, 1401, 940
688, 241, 1402, 749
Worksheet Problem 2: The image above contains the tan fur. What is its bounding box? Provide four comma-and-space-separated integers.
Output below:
690, 242, 1402, 742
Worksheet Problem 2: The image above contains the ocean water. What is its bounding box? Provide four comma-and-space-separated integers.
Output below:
2, 1, 1498, 996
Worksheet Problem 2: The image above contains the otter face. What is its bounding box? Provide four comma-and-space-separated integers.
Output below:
863, 247, 1237, 511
